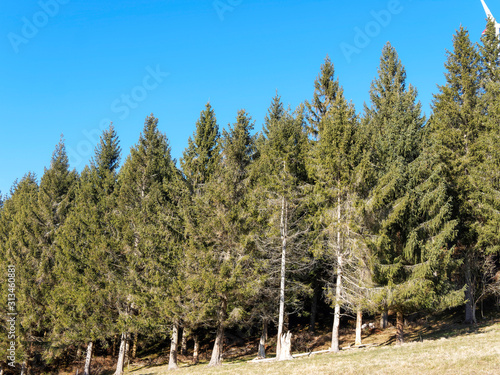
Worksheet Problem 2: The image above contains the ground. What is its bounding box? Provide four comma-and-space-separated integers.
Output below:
61, 311, 500, 375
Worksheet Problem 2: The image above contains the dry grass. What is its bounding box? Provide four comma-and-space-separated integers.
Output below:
126, 322, 500, 375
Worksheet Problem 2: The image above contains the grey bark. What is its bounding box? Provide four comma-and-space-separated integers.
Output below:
180, 327, 188, 356
168, 323, 179, 370
331, 194, 342, 353
276, 194, 288, 359
192, 334, 200, 364
396, 311, 404, 345
355, 309, 362, 346
114, 333, 127, 375
258, 319, 268, 358
465, 254, 477, 324
208, 298, 227, 367
278, 331, 293, 361
309, 287, 318, 333
380, 310, 388, 329
83, 341, 93, 375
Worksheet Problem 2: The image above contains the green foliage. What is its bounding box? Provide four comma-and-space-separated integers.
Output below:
181, 103, 220, 188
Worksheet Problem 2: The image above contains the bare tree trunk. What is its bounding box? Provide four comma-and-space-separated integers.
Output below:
124, 334, 130, 370
20, 362, 27, 375
331, 194, 343, 352
278, 331, 293, 361
465, 254, 476, 324
132, 333, 138, 359
309, 287, 318, 333
355, 309, 362, 346
83, 341, 93, 375
276, 194, 288, 359
112, 334, 117, 357
180, 327, 188, 356
114, 333, 127, 375
168, 323, 179, 370
380, 310, 388, 329
258, 319, 268, 358
396, 311, 404, 345
192, 334, 200, 364
208, 297, 227, 367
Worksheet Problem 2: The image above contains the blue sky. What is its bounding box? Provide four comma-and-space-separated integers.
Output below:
0, 0, 495, 195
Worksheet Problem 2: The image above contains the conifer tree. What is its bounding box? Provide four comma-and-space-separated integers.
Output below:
0, 174, 41, 374
182, 110, 259, 367
252, 94, 311, 359
181, 102, 220, 189
363, 42, 464, 344
418, 26, 483, 325
469, 18, 500, 311
305, 56, 339, 138
309, 84, 359, 352
52, 125, 121, 375
116, 115, 183, 374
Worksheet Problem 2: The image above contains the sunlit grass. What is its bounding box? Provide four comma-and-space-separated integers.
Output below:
126, 322, 500, 375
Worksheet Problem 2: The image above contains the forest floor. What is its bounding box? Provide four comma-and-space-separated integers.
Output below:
65, 310, 500, 375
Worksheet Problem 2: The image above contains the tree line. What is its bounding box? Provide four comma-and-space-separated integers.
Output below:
1, 22, 500, 375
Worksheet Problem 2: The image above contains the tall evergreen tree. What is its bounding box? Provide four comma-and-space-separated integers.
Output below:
252, 95, 311, 359
181, 102, 220, 189
469, 18, 500, 312
363, 43, 463, 344
419, 26, 483, 325
0, 175, 39, 374
51, 125, 121, 375
308, 84, 359, 352
116, 115, 183, 374
182, 110, 259, 367
305, 56, 339, 138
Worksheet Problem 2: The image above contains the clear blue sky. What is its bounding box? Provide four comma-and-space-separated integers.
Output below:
0, 0, 494, 195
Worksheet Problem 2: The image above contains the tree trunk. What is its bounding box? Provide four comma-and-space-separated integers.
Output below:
112, 334, 117, 357
114, 333, 127, 375
309, 287, 318, 333
277, 194, 288, 359
168, 323, 179, 370
396, 311, 404, 345
20, 362, 27, 375
180, 327, 188, 356
132, 333, 138, 359
278, 331, 293, 361
380, 310, 388, 329
331, 193, 343, 352
193, 334, 200, 364
83, 341, 93, 375
208, 298, 227, 367
258, 319, 268, 358
124, 334, 130, 369
355, 309, 362, 346
465, 254, 476, 324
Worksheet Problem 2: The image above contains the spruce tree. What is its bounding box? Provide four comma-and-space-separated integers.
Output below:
51, 125, 121, 375
252, 94, 311, 359
420, 26, 483, 325
470, 18, 500, 311
116, 115, 183, 374
181, 102, 220, 189
363, 43, 463, 344
0, 174, 41, 373
308, 84, 360, 352
305, 56, 339, 138
182, 110, 259, 367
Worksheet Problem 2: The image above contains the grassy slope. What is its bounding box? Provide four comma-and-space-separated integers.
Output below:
126, 321, 500, 375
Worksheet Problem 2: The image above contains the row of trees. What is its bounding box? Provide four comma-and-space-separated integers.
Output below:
1, 22, 500, 374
